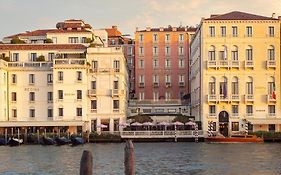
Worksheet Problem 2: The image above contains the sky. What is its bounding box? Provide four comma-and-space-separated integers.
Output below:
0, 0, 281, 40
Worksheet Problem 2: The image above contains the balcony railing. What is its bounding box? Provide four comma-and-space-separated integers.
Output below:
266, 60, 276, 69
207, 60, 217, 68
207, 94, 217, 102
268, 113, 276, 117
179, 82, 185, 87
165, 82, 171, 88
139, 83, 145, 88
230, 60, 240, 68
246, 113, 253, 117
232, 113, 239, 117
153, 82, 159, 87
267, 94, 276, 102
208, 113, 217, 117
219, 60, 228, 68
245, 60, 254, 68
219, 95, 229, 101
54, 59, 86, 66
88, 89, 97, 97
231, 94, 239, 101
111, 89, 124, 97
7, 62, 53, 69
245, 94, 254, 102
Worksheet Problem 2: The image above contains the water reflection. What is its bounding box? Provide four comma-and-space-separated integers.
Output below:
0, 143, 280, 175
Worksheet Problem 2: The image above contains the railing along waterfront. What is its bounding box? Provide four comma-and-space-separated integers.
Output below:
120, 130, 204, 138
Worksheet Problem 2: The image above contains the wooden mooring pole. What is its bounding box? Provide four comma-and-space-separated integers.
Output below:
124, 140, 135, 175
80, 150, 93, 175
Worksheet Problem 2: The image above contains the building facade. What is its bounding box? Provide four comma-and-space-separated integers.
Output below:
190, 11, 281, 135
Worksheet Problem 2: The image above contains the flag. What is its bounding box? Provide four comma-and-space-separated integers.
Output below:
272, 83, 276, 99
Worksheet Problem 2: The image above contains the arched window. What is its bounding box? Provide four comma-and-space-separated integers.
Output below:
232, 76, 239, 95
246, 45, 253, 61
208, 45, 216, 60
231, 45, 238, 61
268, 45, 275, 60
219, 76, 227, 98
246, 76, 253, 94
219, 45, 227, 60
209, 77, 216, 94
268, 76, 275, 94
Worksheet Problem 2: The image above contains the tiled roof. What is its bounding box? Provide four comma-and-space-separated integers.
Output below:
205, 11, 278, 20
105, 28, 122, 37
0, 44, 87, 51
138, 27, 197, 32
48, 29, 91, 33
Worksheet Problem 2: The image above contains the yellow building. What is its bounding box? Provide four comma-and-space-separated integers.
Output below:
190, 11, 281, 136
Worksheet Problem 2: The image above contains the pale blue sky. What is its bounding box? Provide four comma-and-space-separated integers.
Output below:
0, 0, 280, 40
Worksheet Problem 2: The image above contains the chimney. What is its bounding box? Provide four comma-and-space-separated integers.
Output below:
112, 25, 117, 29
135, 27, 139, 32
146, 27, 151, 31
272, 13, 276, 18
278, 16, 281, 21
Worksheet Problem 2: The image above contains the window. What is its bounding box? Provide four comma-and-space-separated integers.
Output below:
11, 74, 17, 84
113, 80, 119, 90
139, 34, 144, 42
179, 59, 184, 68
91, 100, 97, 110
232, 105, 238, 116
268, 105, 275, 115
48, 53, 55, 61
29, 109, 35, 118
165, 59, 171, 68
268, 26, 274, 37
246, 26, 252, 37
221, 26, 226, 37
58, 90, 63, 100
68, 37, 79, 43
268, 81, 275, 95
153, 46, 158, 56
113, 100, 119, 109
209, 26, 215, 37
47, 74, 53, 84
153, 75, 159, 83
11, 92, 17, 102
48, 108, 53, 117
139, 59, 144, 68
52, 37, 57, 43
77, 71, 82, 81
77, 90, 82, 100
91, 81, 96, 89
12, 53, 19, 62
29, 92, 35, 102
165, 34, 170, 42
153, 91, 159, 101
219, 78, 227, 97
59, 107, 63, 116
178, 46, 184, 55
231, 78, 239, 95
165, 75, 171, 83
231, 46, 238, 60
179, 34, 184, 42
232, 26, 238, 37
165, 92, 171, 100
231, 122, 239, 131
208, 46, 216, 60
219, 49, 227, 60
268, 46, 275, 60
114, 60, 120, 72
269, 124, 275, 132
139, 92, 145, 100
47, 92, 53, 102
165, 46, 170, 55
153, 34, 158, 42
76, 108, 82, 116
246, 82, 253, 94
209, 82, 215, 95
30, 53, 37, 61
12, 109, 17, 118
179, 75, 184, 83
58, 71, 63, 81
92, 61, 98, 71
139, 75, 145, 83
127, 46, 133, 55
246, 47, 253, 60
246, 105, 253, 115
139, 47, 144, 55
81, 37, 87, 43
29, 74, 35, 84
111, 39, 115, 45
153, 59, 158, 68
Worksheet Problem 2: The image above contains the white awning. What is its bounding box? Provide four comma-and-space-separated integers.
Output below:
0, 121, 86, 127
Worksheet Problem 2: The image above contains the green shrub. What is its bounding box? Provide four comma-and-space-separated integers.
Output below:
1, 57, 10, 62
250, 131, 281, 138
45, 38, 53, 43
86, 38, 92, 43
11, 37, 25, 44
36, 55, 45, 61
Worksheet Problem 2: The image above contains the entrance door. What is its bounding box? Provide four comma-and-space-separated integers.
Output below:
218, 111, 229, 137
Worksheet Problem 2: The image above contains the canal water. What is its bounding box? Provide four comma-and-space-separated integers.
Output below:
0, 142, 280, 175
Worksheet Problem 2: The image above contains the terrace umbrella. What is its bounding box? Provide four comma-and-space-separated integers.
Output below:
119, 123, 130, 127
185, 121, 196, 130
130, 122, 143, 131
142, 122, 154, 130
157, 122, 171, 130
97, 124, 108, 128
173, 121, 184, 130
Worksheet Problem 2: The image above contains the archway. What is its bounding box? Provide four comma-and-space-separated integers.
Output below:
219, 111, 229, 137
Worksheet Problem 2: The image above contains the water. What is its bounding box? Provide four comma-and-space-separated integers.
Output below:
0, 143, 280, 175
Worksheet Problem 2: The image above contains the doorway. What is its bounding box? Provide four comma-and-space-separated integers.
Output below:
219, 123, 229, 137
219, 111, 229, 137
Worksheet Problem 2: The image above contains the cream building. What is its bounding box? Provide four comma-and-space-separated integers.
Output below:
190, 11, 281, 136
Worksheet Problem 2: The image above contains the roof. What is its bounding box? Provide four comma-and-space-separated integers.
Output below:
205, 11, 278, 20
138, 27, 197, 32
105, 28, 122, 37
0, 44, 87, 51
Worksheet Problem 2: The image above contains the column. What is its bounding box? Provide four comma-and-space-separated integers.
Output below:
109, 118, 114, 134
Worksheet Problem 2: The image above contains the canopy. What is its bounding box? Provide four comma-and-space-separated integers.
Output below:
172, 121, 184, 126
131, 122, 143, 126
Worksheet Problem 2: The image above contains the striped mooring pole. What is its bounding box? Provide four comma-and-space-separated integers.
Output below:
245, 122, 248, 135
210, 121, 213, 137
194, 123, 199, 143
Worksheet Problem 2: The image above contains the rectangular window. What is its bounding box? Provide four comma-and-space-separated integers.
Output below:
209, 82, 215, 94
232, 82, 239, 94
139, 34, 144, 42
246, 105, 253, 115
231, 122, 239, 131
128, 46, 133, 55
58, 90, 63, 100
246, 26, 252, 37
139, 75, 145, 83
76, 108, 82, 116
165, 75, 171, 83
81, 37, 87, 43
47, 92, 53, 102
209, 26, 215, 37
47, 74, 53, 84
139, 47, 144, 55
139, 59, 144, 68
179, 59, 184, 68
91, 81, 96, 89
221, 26, 226, 37
30, 53, 37, 61
153, 59, 158, 68
68, 37, 79, 43
29, 92, 35, 102
114, 81, 118, 89
114, 60, 120, 72
178, 46, 184, 55
165, 34, 170, 42
269, 124, 275, 132
92, 61, 98, 71
77, 71, 82, 81
232, 26, 238, 37
153, 46, 158, 56
269, 26, 274, 37
153, 91, 159, 101
58, 71, 63, 81
165, 47, 170, 55
153, 34, 158, 42
48, 108, 53, 117
179, 75, 184, 83
77, 90, 82, 100
179, 34, 184, 42
59, 108, 63, 116
165, 59, 171, 68
268, 105, 275, 115
91, 100, 97, 110
165, 92, 171, 100
48, 53, 55, 61
11, 74, 17, 84
12, 109, 17, 118
246, 49, 253, 60
232, 105, 239, 116
113, 100, 119, 109
12, 53, 19, 62
208, 51, 215, 60
29, 109, 35, 118
246, 82, 253, 94
231, 50, 238, 60
209, 104, 215, 114
139, 92, 145, 100
153, 75, 159, 83
29, 74, 35, 84
268, 48, 275, 60
11, 92, 17, 102
219, 51, 226, 60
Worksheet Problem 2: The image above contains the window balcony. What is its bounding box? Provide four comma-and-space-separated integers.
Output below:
230, 60, 240, 68
88, 89, 97, 97
246, 113, 253, 117
266, 60, 276, 69
207, 60, 217, 68
139, 82, 145, 88
165, 82, 171, 88
219, 95, 229, 102
245, 60, 254, 68
207, 94, 218, 102
179, 82, 185, 87
218, 60, 229, 68
91, 109, 97, 113
232, 113, 239, 117
114, 68, 120, 72
267, 94, 276, 103
245, 94, 254, 102
153, 82, 159, 88
209, 113, 217, 117
231, 94, 240, 102
111, 89, 120, 97
268, 113, 276, 117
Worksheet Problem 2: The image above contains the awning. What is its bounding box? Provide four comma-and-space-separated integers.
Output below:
0, 121, 86, 127
247, 118, 281, 125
